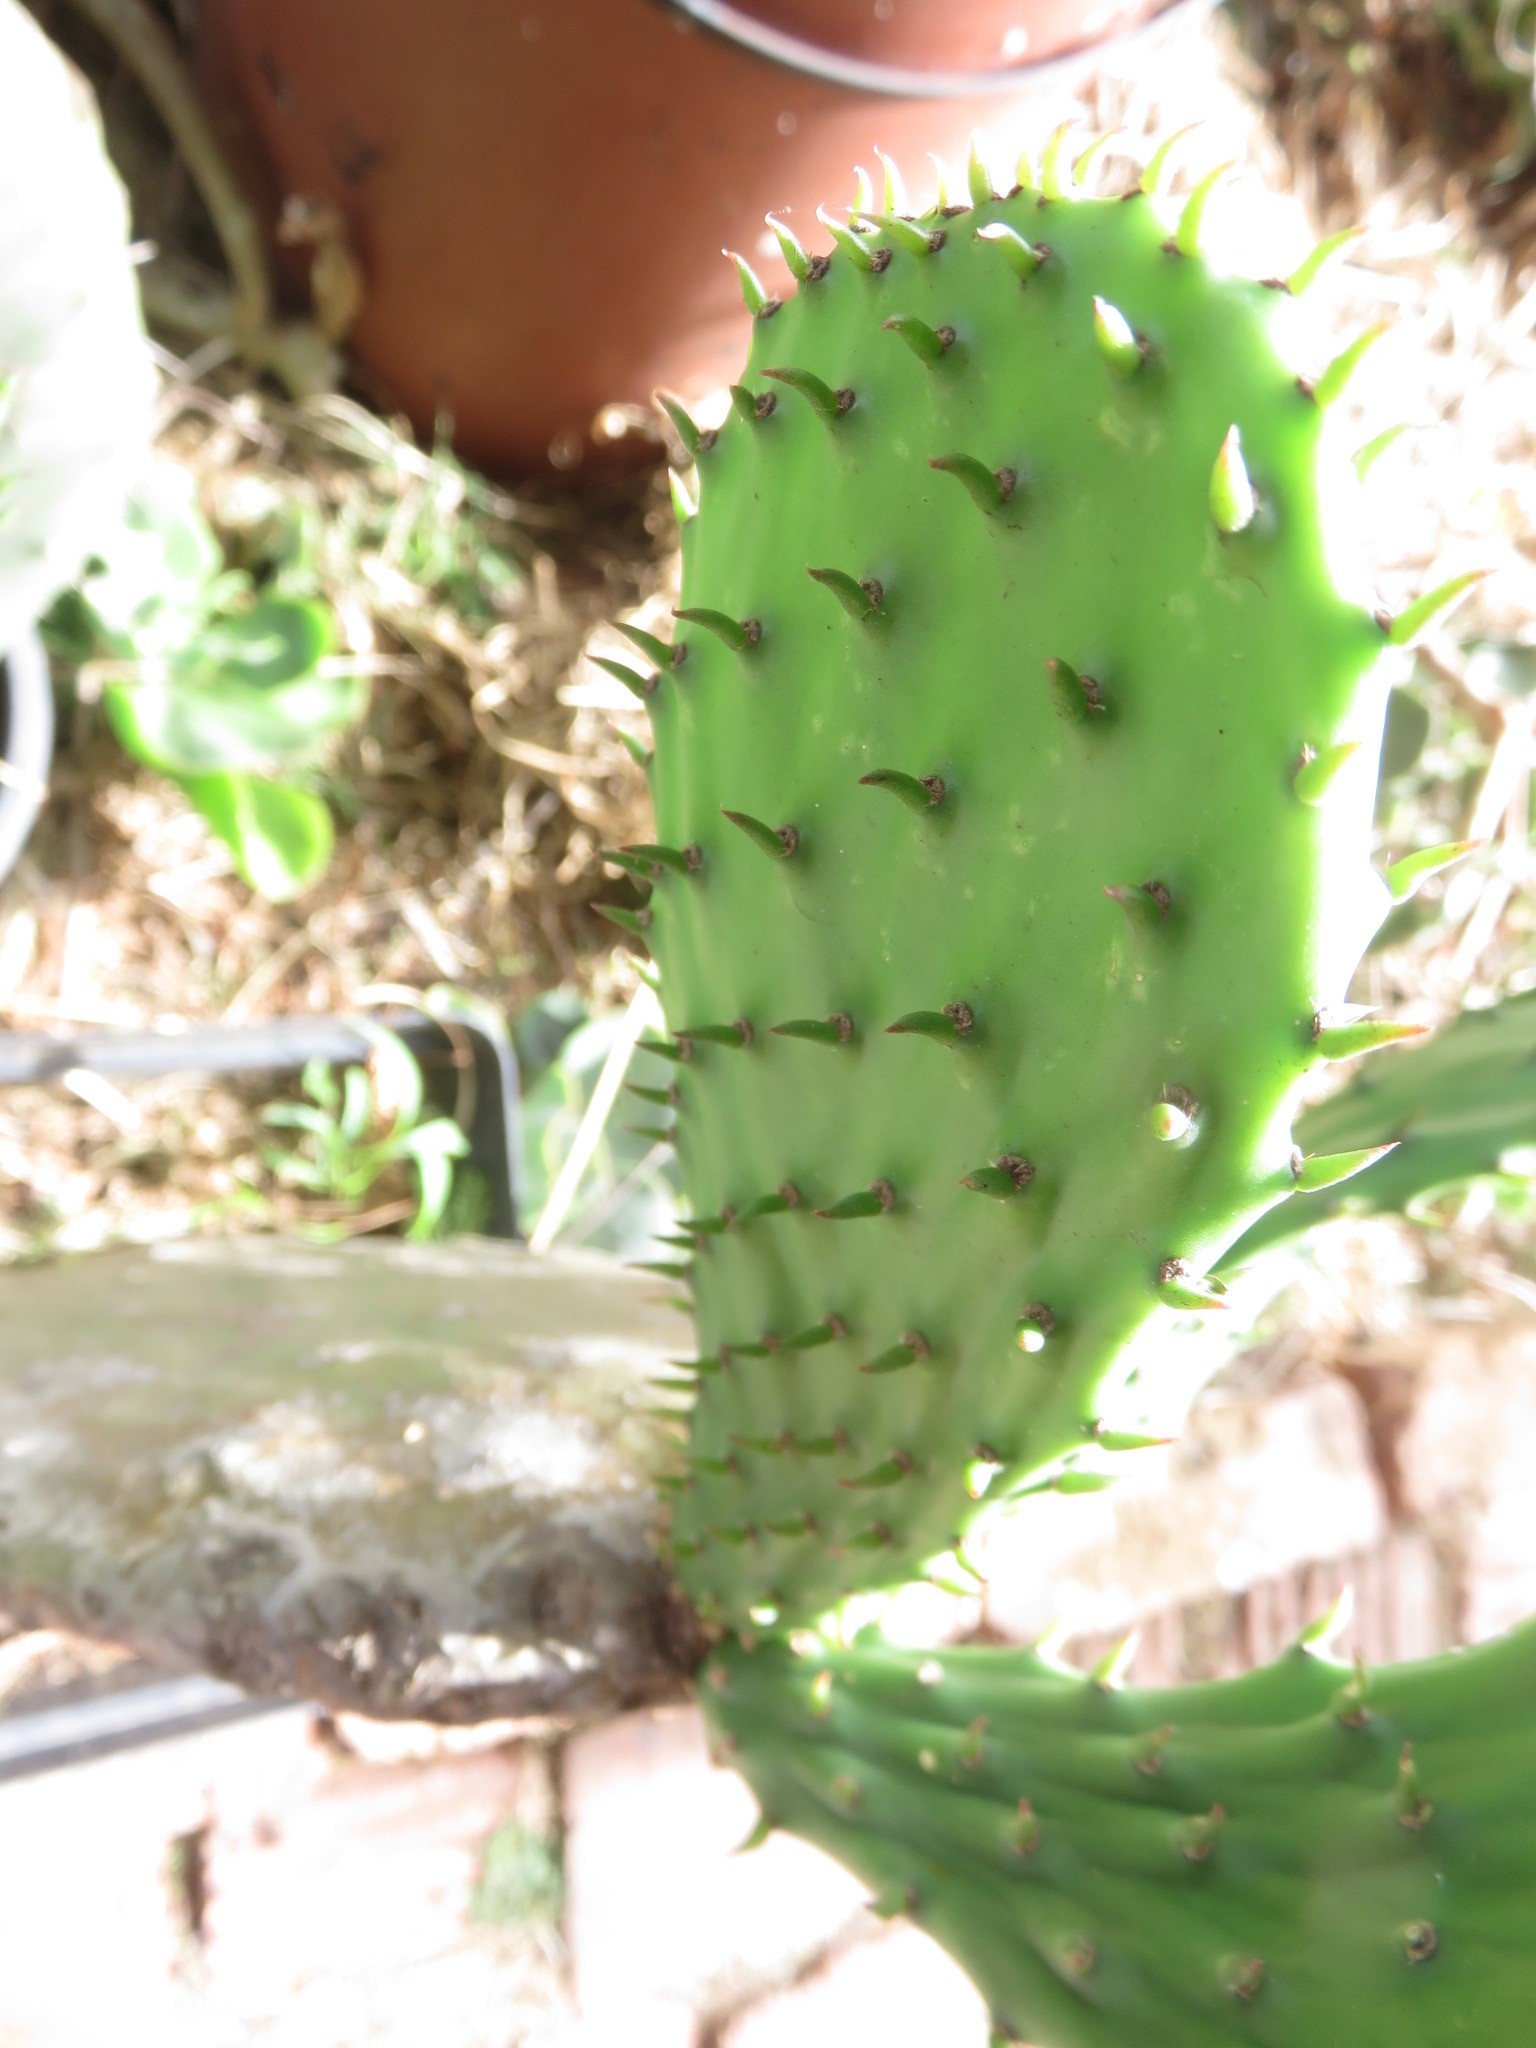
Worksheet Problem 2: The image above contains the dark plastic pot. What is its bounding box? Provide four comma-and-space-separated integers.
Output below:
0, 631, 54, 887
198, 0, 1205, 474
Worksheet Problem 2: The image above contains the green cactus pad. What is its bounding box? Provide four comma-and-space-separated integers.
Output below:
706, 1623, 1536, 2046
1222, 986, 1536, 1266
629, 167, 1404, 1624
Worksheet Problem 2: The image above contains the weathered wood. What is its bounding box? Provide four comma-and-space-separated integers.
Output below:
0, 1236, 705, 1724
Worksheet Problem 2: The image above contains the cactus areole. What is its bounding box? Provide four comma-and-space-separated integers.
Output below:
603, 136, 1507, 2047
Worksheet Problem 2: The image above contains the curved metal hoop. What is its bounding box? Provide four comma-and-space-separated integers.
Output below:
649, 0, 1214, 98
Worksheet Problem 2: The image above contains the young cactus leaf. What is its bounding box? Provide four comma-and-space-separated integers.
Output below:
882, 315, 956, 365
656, 390, 707, 459
1209, 425, 1257, 534
1307, 321, 1389, 408
1092, 296, 1143, 377
762, 365, 855, 424
816, 205, 891, 275
928, 453, 1018, 517
591, 655, 656, 700
726, 249, 778, 319
614, 621, 672, 668
721, 809, 799, 860
1382, 570, 1490, 646
770, 1013, 855, 1046
859, 769, 946, 813
1291, 1143, 1398, 1192
673, 606, 762, 654
1285, 225, 1366, 295
975, 221, 1045, 280
1314, 1016, 1429, 1061
765, 212, 817, 284
816, 1181, 897, 1220
806, 565, 884, 619
1172, 160, 1235, 258
886, 1004, 974, 1043
1384, 839, 1480, 901
1293, 740, 1362, 805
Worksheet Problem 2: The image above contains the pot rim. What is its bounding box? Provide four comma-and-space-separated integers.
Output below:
648, 0, 1215, 97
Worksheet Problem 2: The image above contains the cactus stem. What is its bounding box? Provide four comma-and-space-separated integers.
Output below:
1172, 160, 1235, 258
1209, 425, 1257, 534
975, 220, 1046, 280
1379, 569, 1490, 646
770, 1013, 855, 1046
672, 606, 762, 653
1384, 838, 1481, 900
817, 1180, 898, 1219
859, 769, 946, 812
862, 1330, 930, 1374
929, 453, 1018, 516
762, 364, 856, 423
1092, 295, 1145, 377
592, 654, 657, 700
721, 809, 799, 860
887, 1003, 975, 1042
729, 382, 777, 424
726, 249, 779, 319
1105, 880, 1172, 927
882, 314, 956, 364
1293, 740, 1361, 805
961, 1155, 1035, 1198
1313, 1014, 1429, 1061
1156, 1259, 1229, 1310
1045, 656, 1107, 722
807, 565, 885, 619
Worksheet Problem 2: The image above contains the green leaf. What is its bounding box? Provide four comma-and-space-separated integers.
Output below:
103, 599, 360, 778
176, 772, 334, 901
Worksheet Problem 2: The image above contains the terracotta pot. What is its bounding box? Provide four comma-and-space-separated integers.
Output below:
199, 0, 1194, 474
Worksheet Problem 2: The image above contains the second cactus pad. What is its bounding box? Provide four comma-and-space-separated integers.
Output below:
645, 160, 1397, 1624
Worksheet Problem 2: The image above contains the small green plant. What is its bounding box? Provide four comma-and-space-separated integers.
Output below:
469, 1818, 563, 1932
260, 1022, 469, 1239
44, 464, 366, 899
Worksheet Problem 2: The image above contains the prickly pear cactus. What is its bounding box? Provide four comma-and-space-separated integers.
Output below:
610, 136, 1466, 1628
705, 1620, 1536, 2046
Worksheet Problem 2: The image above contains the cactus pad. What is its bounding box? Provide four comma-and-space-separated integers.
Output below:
623, 157, 1416, 1625
706, 1620, 1536, 2046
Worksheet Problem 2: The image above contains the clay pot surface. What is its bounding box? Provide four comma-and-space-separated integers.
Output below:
200, 0, 1170, 473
